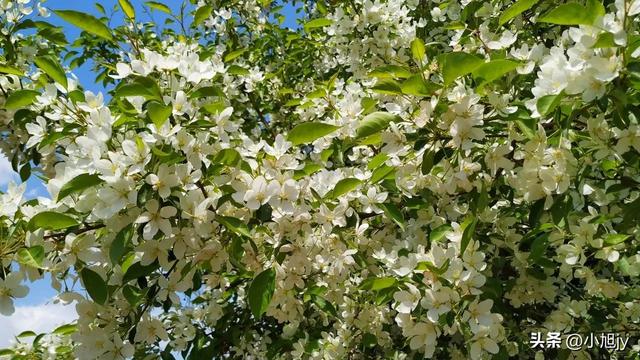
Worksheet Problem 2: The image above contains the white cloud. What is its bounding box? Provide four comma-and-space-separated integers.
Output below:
0, 155, 19, 187
0, 300, 77, 348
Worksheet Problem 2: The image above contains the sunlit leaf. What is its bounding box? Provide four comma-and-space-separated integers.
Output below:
287, 122, 340, 145
118, 0, 135, 20
194, 5, 212, 26
17, 246, 45, 268
216, 215, 251, 237
356, 112, 401, 139
499, 0, 539, 25
0, 64, 24, 76
146, 1, 171, 14
57, 173, 104, 201
472, 59, 520, 87
28, 212, 79, 231
538, 0, 604, 26
304, 18, 332, 32
53, 10, 113, 41
410, 38, 426, 63
438, 52, 483, 86
328, 178, 363, 199
147, 101, 172, 128
5, 90, 39, 110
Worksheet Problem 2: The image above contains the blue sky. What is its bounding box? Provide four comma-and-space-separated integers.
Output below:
1, 0, 301, 347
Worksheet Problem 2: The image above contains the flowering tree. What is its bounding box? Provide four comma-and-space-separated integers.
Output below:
1, 0, 640, 358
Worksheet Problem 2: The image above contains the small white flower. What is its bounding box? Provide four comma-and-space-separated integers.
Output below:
146, 164, 180, 199
0, 273, 29, 316
135, 199, 177, 239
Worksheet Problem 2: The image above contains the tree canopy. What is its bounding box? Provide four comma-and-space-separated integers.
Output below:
1, 0, 640, 359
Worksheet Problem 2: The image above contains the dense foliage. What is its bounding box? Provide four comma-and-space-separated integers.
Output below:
1, 0, 640, 358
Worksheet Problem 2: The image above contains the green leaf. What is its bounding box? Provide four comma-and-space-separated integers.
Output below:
52, 324, 77, 336
110, 224, 133, 265
122, 261, 158, 283
362, 333, 378, 348
417, 259, 450, 274
146, 1, 171, 14
118, 0, 136, 20
115, 83, 152, 99
528, 234, 554, 267
304, 18, 332, 32
310, 295, 338, 317
516, 119, 536, 139
248, 268, 276, 318
17, 331, 37, 338
5, 89, 39, 110
604, 234, 630, 246
224, 49, 247, 62
461, 1, 483, 22
305, 88, 326, 99
33, 332, 46, 346
122, 285, 144, 306
538, 0, 603, 26
356, 112, 401, 139
201, 102, 227, 115
370, 165, 395, 184
368, 153, 388, 170
400, 75, 441, 96
536, 92, 563, 116
115, 77, 162, 101
620, 196, 640, 231
57, 173, 104, 201
294, 163, 323, 180
586, 0, 606, 20
194, 5, 212, 26
371, 78, 403, 95
360, 276, 397, 291
379, 203, 405, 230
189, 86, 225, 99
151, 146, 172, 157
227, 65, 250, 76
216, 215, 251, 237
499, 0, 539, 25
68, 89, 86, 103
421, 149, 435, 175
357, 133, 382, 145
369, 65, 412, 79
430, 224, 452, 243
147, 101, 172, 128
53, 10, 113, 41
213, 148, 242, 166
472, 59, 520, 87
38, 132, 68, 150
460, 218, 477, 255
36, 26, 67, 46
0, 64, 24, 76
287, 122, 340, 145
19, 163, 31, 182
438, 52, 483, 85
410, 38, 426, 63
328, 178, 363, 199
17, 246, 45, 268
0, 349, 14, 356
95, 3, 106, 14
81, 268, 108, 305
28, 212, 78, 231
474, 183, 489, 215
592, 32, 616, 48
